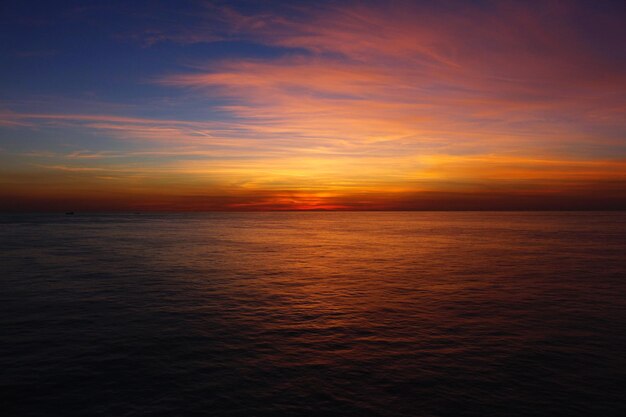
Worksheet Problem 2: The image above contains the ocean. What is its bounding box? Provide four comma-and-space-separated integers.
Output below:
1, 212, 625, 416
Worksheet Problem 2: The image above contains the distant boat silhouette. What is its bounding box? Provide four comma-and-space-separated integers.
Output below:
65, 211, 75, 215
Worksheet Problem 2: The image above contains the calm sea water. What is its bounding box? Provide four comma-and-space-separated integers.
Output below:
1, 212, 625, 416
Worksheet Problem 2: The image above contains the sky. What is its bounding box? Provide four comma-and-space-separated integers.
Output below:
1, 0, 625, 211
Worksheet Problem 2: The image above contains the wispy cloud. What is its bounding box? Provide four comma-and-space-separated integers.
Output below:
157, 1, 625, 157
36, 164, 107, 172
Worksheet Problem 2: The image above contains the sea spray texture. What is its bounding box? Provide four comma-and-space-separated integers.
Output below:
1, 212, 625, 416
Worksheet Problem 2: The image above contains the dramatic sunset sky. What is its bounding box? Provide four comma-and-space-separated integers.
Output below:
1, 0, 625, 210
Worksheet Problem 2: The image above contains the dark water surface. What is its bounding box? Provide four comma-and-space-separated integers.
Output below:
2, 212, 625, 416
